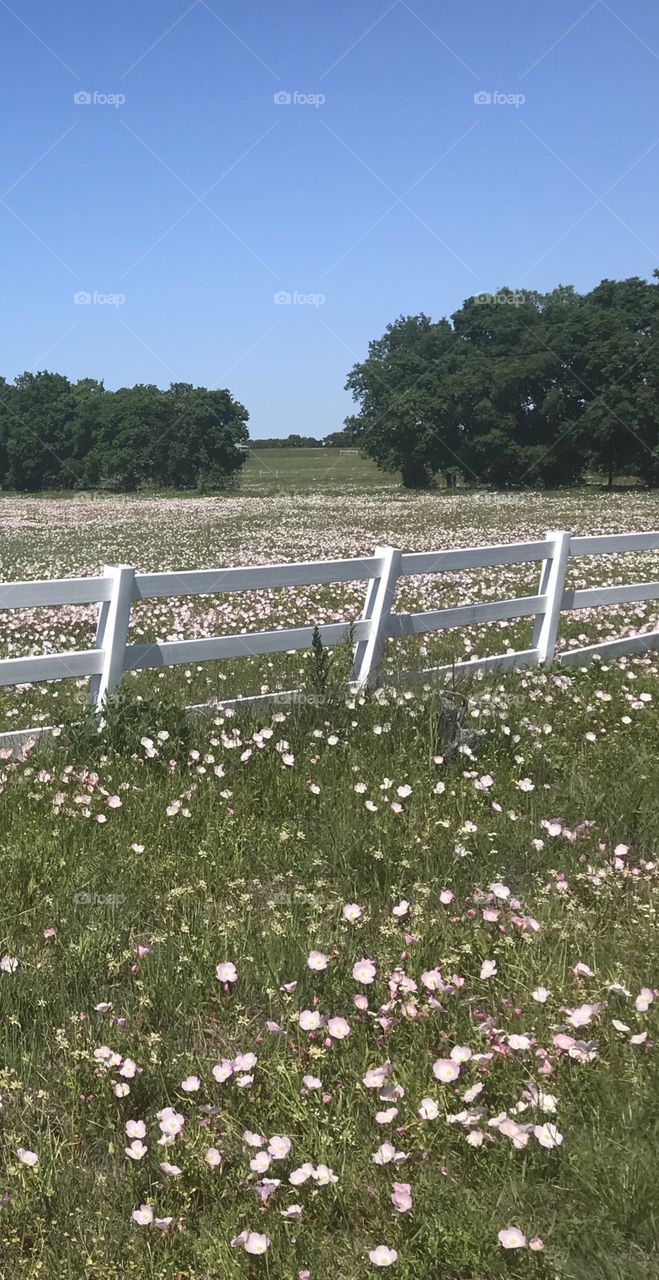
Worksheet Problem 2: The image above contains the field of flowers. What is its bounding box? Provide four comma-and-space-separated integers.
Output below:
0, 487, 658, 1279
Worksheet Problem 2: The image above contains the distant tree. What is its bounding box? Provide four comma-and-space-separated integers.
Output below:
3, 372, 77, 490
165, 383, 249, 488
345, 276, 659, 489
0, 373, 251, 493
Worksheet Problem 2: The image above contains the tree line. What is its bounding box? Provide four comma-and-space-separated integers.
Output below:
253, 430, 356, 448
345, 274, 659, 488
0, 376, 249, 492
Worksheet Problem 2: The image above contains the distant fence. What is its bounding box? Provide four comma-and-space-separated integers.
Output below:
1, 528, 658, 752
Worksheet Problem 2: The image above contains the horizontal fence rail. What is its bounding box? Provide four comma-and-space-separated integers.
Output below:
0, 528, 658, 752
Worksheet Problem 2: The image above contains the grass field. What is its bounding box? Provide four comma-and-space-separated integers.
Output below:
241, 448, 397, 495
0, 471, 658, 1279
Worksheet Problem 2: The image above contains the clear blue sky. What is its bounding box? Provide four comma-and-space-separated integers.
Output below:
2, 0, 658, 437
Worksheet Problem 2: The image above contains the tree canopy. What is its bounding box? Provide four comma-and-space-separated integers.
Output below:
0, 377, 250, 492
345, 274, 659, 488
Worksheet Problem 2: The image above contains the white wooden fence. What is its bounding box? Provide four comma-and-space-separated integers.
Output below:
1, 527, 658, 751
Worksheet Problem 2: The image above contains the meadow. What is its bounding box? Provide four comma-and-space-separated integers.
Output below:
0, 474, 658, 1279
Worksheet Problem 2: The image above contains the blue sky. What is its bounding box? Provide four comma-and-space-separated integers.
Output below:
2, 0, 658, 437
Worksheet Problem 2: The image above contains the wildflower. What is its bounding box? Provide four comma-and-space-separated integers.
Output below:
307, 950, 328, 971
534, 1123, 563, 1149
433, 1058, 460, 1083
212, 1059, 233, 1083
636, 988, 654, 1012
566, 1003, 600, 1027
375, 1107, 398, 1124
215, 961, 238, 984
16, 1147, 38, 1167
353, 958, 377, 984
132, 1204, 154, 1226
289, 1163, 314, 1185
343, 903, 363, 922
250, 1151, 271, 1173
439, 889, 454, 904
125, 1140, 148, 1161
498, 1226, 526, 1249
281, 1203, 303, 1218
327, 1016, 350, 1039
154, 1217, 173, 1230
243, 1130, 265, 1147
180, 1075, 200, 1092
418, 1097, 439, 1119
364, 1065, 390, 1089
299, 1009, 322, 1031
243, 1232, 270, 1255
303, 1073, 322, 1090
369, 1245, 398, 1266
529, 1237, 545, 1251
205, 1147, 222, 1167
392, 900, 409, 917
490, 882, 510, 899
391, 1181, 412, 1212
268, 1135, 292, 1159
158, 1108, 185, 1138
125, 1120, 146, 1139
480, 959, 497, 979
160, 1161, 182, 1176
372, 1142, 408, 1165
1, 955, 18, 974
532, 987, 550, 1003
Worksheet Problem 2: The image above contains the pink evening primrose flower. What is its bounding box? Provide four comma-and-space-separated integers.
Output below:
353, 958, 377, 985
342, 903, 363, 922
391, 1181, 412, 1212
205, 1147, 222, 1167
327, 1017, 350, 1040
243, 1232, 270, 1255
268, 1135, 292, 1159
433, 1058, 461, 1083
132, 1204, 154, 1226
299, 1009, 322, 1031
16, 1147, 38, 1167
215, 961, 238, 984
498, 1226, 526, 1249
180, 1075, 200, 1092
125, 1140, 148, 1161
369, 1245, 398, 1267
480, 959, 497, 979
307, 950, 329, 971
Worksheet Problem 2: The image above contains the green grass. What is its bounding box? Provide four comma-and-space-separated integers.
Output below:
241, 447, 398, 494
0, 489, 658, 1278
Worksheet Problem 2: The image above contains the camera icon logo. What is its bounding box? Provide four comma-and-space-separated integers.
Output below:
73, 91, 93, 105
473, 90, 492, 105
273, 90, 292, 105
73, 291, 92, 305
273, 290, 292, 304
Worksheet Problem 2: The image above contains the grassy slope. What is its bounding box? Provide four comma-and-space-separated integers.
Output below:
0, 484, 658, 1278
0, 657, 658, 1279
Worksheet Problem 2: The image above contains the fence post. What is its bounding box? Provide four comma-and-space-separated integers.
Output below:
532, 530, 571, 665
89, 564, 136, 710
351, 545, 401, 689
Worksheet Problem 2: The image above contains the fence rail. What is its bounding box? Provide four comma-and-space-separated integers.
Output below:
1, 527, 658, 752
